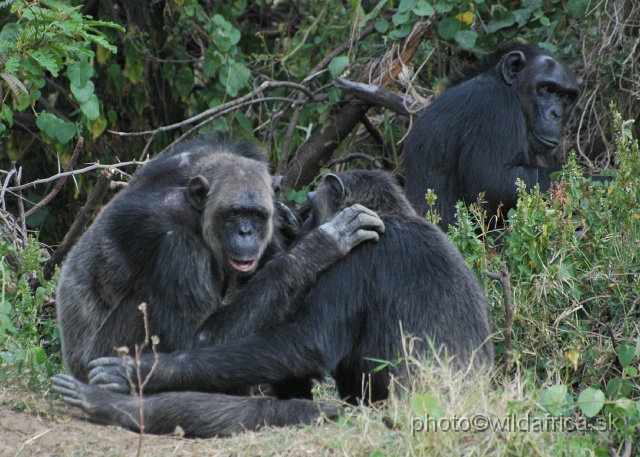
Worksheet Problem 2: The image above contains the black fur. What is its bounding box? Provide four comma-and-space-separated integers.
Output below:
54, 138, 385, 435
54, 170, 493, 438
404, 42, 581, 227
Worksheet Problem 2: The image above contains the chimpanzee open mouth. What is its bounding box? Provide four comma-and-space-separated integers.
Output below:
228, 257, 258, 272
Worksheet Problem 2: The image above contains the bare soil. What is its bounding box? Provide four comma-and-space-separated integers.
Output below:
0, 400, 231, 456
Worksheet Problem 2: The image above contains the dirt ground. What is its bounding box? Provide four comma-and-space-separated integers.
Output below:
0, 401, 234, 457
0, 386, 348, 457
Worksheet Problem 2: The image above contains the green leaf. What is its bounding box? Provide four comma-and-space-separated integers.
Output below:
221, 62, 250, 97
67, 61, 93, 87
578, 388, 605, 418
328, 56, 349, 76
513, 8, 533, 27
175, 67, 195, 100
80, 95, 100, 121
125, 50, 144, 84
434, 0, 453, 13
540, 385, 568, 417
33, 347, 46, 365
36, 112, 61, 139
454, 30, 477, 49
411, 394, 443, 420
374, 20, 389, 34
283, 189, 307, 205
413, 0, 435, 16
392, 10, 411, 26
618, 344, 635, 368
70, 80, 95, 103
1, 103, 13, 127
211, 14, 241, 52
613, 398, 636, 417
487, 11, 516, 33
0, 23, 22, 43
55, 122, 77, 144
437, 17, 461, 40
91, 115, 108, 140
567, 0, 589, 18
397, 0, 416, 13
28, 49, 62, 77
388, 25, 411, 40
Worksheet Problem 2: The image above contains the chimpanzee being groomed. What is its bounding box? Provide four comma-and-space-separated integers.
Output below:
404, 42, 583, 228
52, 139, 386, 435
52, 170, 493, 438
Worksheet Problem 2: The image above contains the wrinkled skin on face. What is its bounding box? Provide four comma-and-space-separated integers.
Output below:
502, 51, 580, 158
187, 154, 275, 276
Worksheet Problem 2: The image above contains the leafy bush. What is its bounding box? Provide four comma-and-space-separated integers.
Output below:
0, 236, 61, 386
446, 108, 640, 444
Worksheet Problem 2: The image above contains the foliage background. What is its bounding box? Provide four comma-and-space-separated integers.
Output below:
1, 0, 639, 454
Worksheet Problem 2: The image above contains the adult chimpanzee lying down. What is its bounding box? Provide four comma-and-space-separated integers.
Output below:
404, 42, 591, 228
52, 139, 386, 434
52, 169, 493, 438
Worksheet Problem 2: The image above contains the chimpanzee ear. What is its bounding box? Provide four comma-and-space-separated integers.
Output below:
324, 173, 345, 203
187, 175, 210, 211
271, 175, 283, 193
501, 51, 526, 86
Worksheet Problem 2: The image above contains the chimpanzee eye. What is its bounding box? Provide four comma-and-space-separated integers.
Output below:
540, 84, 554, 95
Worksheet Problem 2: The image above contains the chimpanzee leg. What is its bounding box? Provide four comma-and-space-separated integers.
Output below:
51, 374, 340, 438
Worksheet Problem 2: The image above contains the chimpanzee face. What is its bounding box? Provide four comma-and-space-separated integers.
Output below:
187, 156, 275, 276
502, 51, 580, 157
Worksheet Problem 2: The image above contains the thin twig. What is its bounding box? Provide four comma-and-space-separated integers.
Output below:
42, 169, 114, 280
486, 268, 513, 373
6, 160, 145, 192
158, 97, 305, 154
25, 137, 84, 219
13, 168, 26, 235
609, 437, 632, 457
108, 81, 316, 137
1, 168, 16, 210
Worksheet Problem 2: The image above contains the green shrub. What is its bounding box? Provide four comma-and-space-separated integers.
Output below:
0, 236, 61, 386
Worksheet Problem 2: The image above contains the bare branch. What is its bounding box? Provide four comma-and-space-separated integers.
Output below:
158, 97, 305, 154
1, 168, 16, 210
6, 160, 146, 193
43, 169, 115, 280
486, 268, 513, 374
13, 168, 26, 235
334, 77, 420, 116
25, 137, 84, 219
283, 20, 432, 189
108, 81, 316, 137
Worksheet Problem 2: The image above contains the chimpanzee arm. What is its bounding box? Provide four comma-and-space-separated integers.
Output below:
89, 306, 354, 393
51, 374, 340, 438
192, 203, 383, 345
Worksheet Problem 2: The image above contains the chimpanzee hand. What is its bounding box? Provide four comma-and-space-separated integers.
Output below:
87, 356, 143, 394
51, 374, 114, 415
317, 203, 385, 257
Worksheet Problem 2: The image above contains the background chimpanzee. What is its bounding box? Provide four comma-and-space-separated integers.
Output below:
53, 169, 493, 438
54, 138, 384, 431
404, 42, 582, 228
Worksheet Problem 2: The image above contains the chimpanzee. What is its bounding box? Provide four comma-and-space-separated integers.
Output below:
404, 42, 582, 228
53, 138, 384, 431
52, 169, 493, 437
